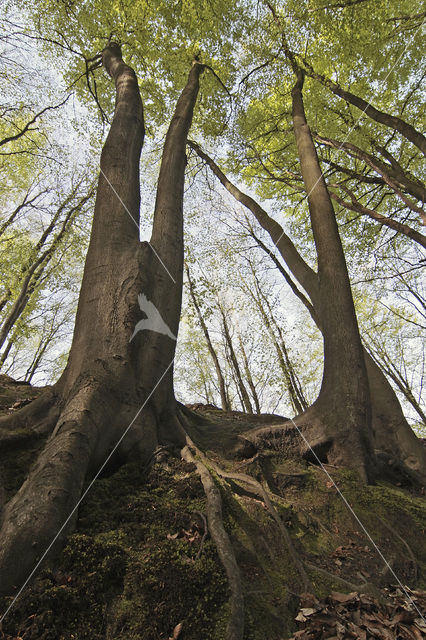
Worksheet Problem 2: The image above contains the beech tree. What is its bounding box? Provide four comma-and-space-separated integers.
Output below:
186, 264, 231, 411
0, 43, 206, 597
1, 3, 425, 633
189, 140, 426, 483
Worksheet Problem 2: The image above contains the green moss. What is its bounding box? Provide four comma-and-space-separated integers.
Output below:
1, 458, 229, 640
2, 445, 425, 640
2, 534, 126, 640
0, 439, 45, 500
111, 541, 228, 639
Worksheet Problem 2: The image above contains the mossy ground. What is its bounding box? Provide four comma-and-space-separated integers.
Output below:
1, 402, 425, 639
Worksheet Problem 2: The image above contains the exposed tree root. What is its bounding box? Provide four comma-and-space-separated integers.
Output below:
376, 514, 418, 585
0, 388, 59, 448
303, 562, 385, 600
243, 415, 426, 488
0, 389, 59, 522
181, 437, 245, 640
0, 378, 187, 597
179, 405, 313, 592
193, 510, 208, 560
202, 455, 313, 593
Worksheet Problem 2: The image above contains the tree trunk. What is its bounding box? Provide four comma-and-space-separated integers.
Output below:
220, 307, 253, 413
186, 264, 231, 410
237, 335, 261, 414
0, 191, 91, 354
244, 269, 305, 414
190, 141, 426, 482
0, 339, 13, 370
284, 70, 374, 481
366, 345, 426, 425
0, 46, 204, 596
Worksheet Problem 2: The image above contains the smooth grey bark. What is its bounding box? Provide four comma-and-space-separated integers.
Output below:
0, 46, 204, 596
189, 142, 426, 482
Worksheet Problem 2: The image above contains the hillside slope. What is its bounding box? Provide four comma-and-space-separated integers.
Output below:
0, 377, 425, 639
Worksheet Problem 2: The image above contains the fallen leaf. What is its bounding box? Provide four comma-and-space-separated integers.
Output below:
167, 532, 179, 540
171, 621, 183, 639
330, 591, 358, 603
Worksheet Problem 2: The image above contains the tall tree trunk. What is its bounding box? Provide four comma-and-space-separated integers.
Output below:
0, 46, 204, 596
190, 142, 426, 482
288, 69, 374, 481
237, 335, 261, 414
186, 264, 231, 410
261, 0, 426, 156
220, 307, 253, 414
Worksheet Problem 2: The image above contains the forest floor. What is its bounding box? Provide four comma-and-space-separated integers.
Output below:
0, 375, 425, 639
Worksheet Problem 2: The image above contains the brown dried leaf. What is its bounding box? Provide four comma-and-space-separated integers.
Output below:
299, 592, 319, 607
166, 532, 179, 540
170, 621, 183, 640
330, 591, 358, 603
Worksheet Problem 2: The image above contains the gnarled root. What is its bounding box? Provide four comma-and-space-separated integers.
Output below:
0, 378, 185, 598
244, 403, 374, 484
200, 453, 313, 593
0, 387, 59, 449
182, 436, 245, 640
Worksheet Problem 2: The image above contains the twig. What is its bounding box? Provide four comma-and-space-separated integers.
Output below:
0, 96, 71, 148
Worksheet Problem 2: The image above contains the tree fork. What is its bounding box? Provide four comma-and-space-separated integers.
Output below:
0, 48, 204, 598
